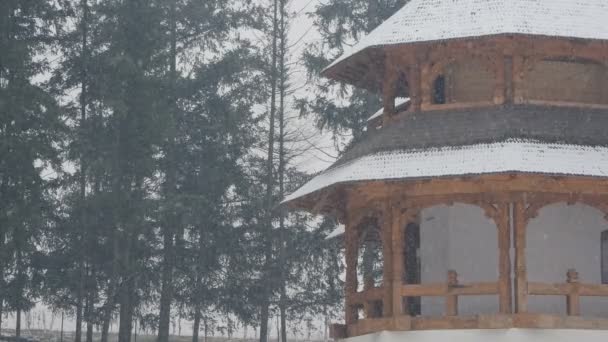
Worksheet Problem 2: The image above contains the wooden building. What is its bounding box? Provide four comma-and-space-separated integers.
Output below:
284, 0, 608, 341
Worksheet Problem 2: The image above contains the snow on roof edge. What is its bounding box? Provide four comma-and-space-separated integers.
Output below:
367, 98, 411, 122
283, 139, 608, 204
323, 0, 608, 75
325, 225, 345, 240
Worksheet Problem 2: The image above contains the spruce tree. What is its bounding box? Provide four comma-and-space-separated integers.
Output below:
298, 0, 409, 145
0, 0, 65, 336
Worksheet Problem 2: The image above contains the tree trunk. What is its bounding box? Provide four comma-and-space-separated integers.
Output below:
16, 308, 21, 338
118, 239, 135, 342
76, 0, 89, 340
75, 287, 83, 342
158, 226, 174, 342
0, 228, 4, 334
158, 0, 178, 340
192, 308, 200, 342
261, 0, 279, 340
101, 229, 119, 342
203, 318, 208, 342
277, 0, 287, 341
86, 282, 94, 342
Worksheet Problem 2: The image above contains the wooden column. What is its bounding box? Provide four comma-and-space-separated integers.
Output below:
446, 270, 459, 316
390, 204, 405, 317
496, 203, 513, 314
513, 201, 528, 313
381, 204, 394, 317
420, 62, 432, 108
566, 269, 581, 316
504, 56, 514, 104
410, 64, 422, 112
344, 215, 359, 324
382, 56, 399, 123
494, 53, 506, 105
512, 55, 526, 104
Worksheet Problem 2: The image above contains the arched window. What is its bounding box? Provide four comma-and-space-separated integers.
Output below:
431, 58, 495, 104
357, 218, 383, 291
432, 75, 446, 104
404, 222, 421, 315
355, 217, 384, 318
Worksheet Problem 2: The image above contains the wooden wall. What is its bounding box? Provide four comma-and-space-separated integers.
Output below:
526, 60, 608, 104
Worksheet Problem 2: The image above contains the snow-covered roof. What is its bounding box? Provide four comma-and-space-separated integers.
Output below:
367, 98, 410, 122
284, 139, 608, 203
325, 225, 345, 240
326, 0, 608, 72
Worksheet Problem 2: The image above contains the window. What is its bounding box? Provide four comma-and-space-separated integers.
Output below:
527, 59, 608, 104
404, 222, 421, 315
602, 230, 608, 284
432, 75, 446, 104
357, 218, 384, 292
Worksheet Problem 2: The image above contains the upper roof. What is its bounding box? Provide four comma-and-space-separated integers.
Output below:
337, 105, 608, 168
325, 0, 608, 77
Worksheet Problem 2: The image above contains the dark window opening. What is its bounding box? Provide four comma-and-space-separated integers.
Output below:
369, 300, 384, 318
432, 75, 446, 104
357, 218, 384, 292
356, 305, 365, 320
602, 230, 608, 284
404, 222, 421, 315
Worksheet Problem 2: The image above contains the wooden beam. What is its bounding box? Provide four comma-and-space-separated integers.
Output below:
350, 287, 385, 303
329, 324, 347, 339
446, 271, 459, 316
381, 202, 394, 317
514, 201, 528, 313
401, 284, 446, 297
401, 282, 499, 297
496, 203, 513, 314
390, 203, 405, 316
566, 269, 581, 316
340, 313, 608, 337
345, 213, 359, 324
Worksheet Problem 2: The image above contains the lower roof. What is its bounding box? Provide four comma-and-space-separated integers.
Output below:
284, 139, 608, 204
285, 105, 608, 205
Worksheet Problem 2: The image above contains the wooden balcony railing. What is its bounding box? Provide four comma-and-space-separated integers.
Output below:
336, 269, 608, 339
400, 270, 500, 316
527, 269, 608, 316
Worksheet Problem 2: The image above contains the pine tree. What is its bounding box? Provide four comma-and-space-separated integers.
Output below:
0, 0, 65, 337
297, 0, 409, 146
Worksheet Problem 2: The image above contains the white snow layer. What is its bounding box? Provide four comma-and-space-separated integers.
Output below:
327, 0, 608, 70
367, 98, 411, 122
284, 140, 608, 203
325, 225, 346, 240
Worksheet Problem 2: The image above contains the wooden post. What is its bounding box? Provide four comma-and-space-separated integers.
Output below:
382, 204, 394, 317
602, 230, 608, 284
446, 270, 459, 316
504, 56, 514, 104
391, 204, 405, 317
496, 204, 513, 314
345, 215, 359, 325
410, 64, 422, 112
494, 53, 506, 105
566, 269, 581, 316
513, 201, 528, 313
420, 62, 432, 108
382, 57, 399, 123
512, 55, 525, 104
